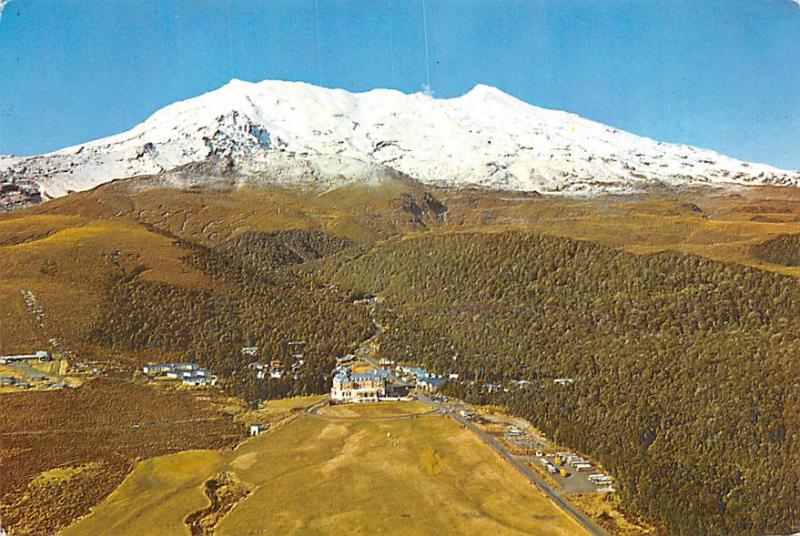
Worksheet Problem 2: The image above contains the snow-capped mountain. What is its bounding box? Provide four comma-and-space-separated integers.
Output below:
2, 79, 799, 203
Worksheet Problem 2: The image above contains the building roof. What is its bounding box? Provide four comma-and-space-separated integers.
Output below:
351, 370, 388, 382
418, 377, 446, 386
334, 369, 388, 384
398, 366, 429, 378
145, 362, 203, 372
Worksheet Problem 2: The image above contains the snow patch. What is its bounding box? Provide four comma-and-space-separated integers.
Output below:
1, 79, 799, 199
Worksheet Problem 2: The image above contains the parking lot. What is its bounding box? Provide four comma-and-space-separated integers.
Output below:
529, 452, 615, 494
504, 427, 546, 452
439, 396, 615, 495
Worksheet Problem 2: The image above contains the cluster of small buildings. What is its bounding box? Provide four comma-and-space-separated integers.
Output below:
537, 451, 604, 481
0, 351, 69, 391
0, 375, 30, 389
248, 360, 287, 379
329, 359, 450, 404
142, 362, 217, 386
0, 374, 68, 390
394, 365, 446, 392
244, 347, 304, 380
556, 452, 594, 472
448, 376, 574, 394
542, 452, 614, 489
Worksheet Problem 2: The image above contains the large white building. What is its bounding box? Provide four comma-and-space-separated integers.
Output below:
331, 370, 388, 403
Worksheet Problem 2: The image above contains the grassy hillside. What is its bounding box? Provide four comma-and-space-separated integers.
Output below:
31, 177, 800, 276
319, 232, 800, 536
66, 402, 587, 536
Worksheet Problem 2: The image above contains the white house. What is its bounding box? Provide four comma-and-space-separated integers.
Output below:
250, 424, 264, 436
416, 376, 446, 392
331, 370, 387, 403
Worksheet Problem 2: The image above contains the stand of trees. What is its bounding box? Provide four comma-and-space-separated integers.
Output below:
751, 233, 800, 266
88, 227, 800, 534
91, 230, 373, 401
320, 232, 800, 536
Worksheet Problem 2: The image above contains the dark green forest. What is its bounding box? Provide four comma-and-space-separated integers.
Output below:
91, 230, 373, 400
319, 232, 800, 536
752, 233, 800, 266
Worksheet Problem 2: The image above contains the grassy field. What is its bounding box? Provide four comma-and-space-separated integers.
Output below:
63, 450, 227, 536
66, 402, 587, 536
317, 399, 434, 418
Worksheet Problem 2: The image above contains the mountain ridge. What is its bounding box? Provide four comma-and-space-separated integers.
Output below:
2, 79, 799, 208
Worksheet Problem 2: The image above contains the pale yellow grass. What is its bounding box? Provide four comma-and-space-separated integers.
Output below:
64, 450, 225, 536
65, 402, 587, 536
317, 400, 434, 419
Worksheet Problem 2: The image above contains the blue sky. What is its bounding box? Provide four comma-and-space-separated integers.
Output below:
1, 0, 799, 168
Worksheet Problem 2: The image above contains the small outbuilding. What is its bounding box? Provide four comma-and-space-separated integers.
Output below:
250, 424, 265, 436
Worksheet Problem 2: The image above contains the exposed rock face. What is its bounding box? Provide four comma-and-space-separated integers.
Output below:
0, 178, 43, 212
392, 192, 448, 227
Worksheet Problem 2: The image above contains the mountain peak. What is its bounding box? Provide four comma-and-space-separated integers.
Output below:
464, 83, 509, 97
2, 78, 799, 204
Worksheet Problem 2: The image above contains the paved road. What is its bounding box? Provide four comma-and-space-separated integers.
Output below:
417, 393, 608, 536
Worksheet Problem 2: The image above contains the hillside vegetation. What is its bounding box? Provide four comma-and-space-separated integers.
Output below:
0, 380, 243, 535
751, 233, 800, 266
91, 229, 374, 400
4, 181, 800, 534
320, 232, 800, 536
